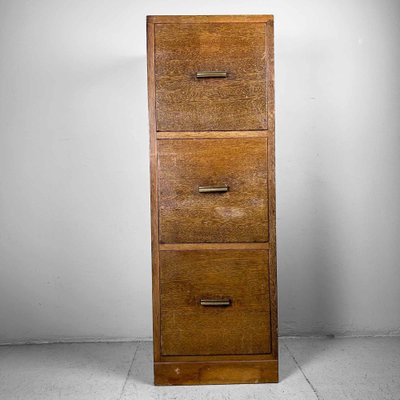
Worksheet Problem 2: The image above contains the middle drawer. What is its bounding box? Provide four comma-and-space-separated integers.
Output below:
158, 137, 269, 243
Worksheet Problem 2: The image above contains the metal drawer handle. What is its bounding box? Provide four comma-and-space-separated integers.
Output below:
198, 185, 229, 193
196, 71, 228, 79
200, 299, 232, 307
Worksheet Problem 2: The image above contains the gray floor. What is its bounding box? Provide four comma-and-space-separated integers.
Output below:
0, 337, 399, 400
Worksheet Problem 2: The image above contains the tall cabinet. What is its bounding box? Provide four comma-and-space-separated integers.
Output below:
147, 15, 277, 385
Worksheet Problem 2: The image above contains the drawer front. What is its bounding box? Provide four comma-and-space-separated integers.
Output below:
155, 23, 267, 132
160, 250, 271, 356
158, 138, 269, 243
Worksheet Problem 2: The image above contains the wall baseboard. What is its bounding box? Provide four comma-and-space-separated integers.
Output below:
0, 337, 153, 346
1, 332, 399, 346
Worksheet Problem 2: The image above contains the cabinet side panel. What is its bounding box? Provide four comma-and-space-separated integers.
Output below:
147, 19, 160, 362
266, 19, 278, 359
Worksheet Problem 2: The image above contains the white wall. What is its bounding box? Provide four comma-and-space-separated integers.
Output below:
0, 0, 399, 344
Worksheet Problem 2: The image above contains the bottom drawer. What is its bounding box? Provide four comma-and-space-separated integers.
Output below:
160, 250, 271, 356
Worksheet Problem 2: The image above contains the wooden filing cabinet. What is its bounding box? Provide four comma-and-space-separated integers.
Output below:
147, 15, 277, 385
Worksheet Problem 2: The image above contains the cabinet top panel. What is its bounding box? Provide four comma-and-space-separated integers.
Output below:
147, 15, 273, 24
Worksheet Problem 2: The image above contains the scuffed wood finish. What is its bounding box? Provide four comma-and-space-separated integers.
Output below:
155, 23, 267, 131
146, 20, 161, 362
147, 15, 277, 385
157, 130, 269, 139
158, 138, 269, 243
148, 15, 273, 24
154, 360, 278, 385
160, 250, 271, 356
266, 18, 278, 360
159, 243, 269, 251
161, 352, 275, 362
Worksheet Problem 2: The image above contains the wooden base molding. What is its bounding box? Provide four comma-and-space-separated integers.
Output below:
154, 360, 278, 386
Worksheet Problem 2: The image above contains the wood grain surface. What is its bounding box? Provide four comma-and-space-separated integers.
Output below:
160, 250, 271, 356
266, 18, 278, 360
155, 23, 267, 131
159, 243, 269, 251
157, 130, 270, 139
148, 15, 273, 24
154, 360, 278, 385
147, 15, 277, 385
146, 20, 162, 362
158, 138, 269, 243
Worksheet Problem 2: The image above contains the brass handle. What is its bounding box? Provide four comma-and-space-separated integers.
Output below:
200, 299, 232, 307
198, 185, 229, 193
196, 71, 227, 79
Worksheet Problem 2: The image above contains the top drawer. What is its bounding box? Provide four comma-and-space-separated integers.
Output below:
154, 23, 267, 132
